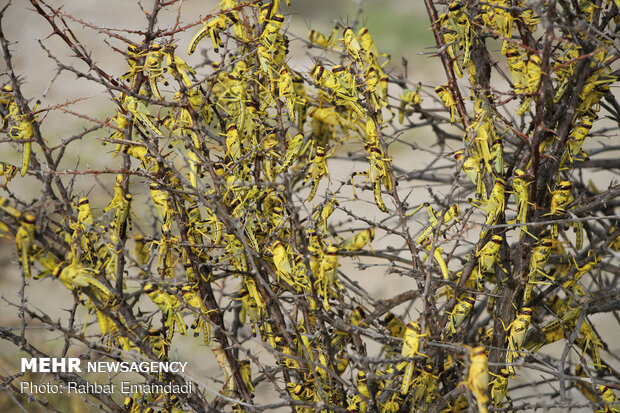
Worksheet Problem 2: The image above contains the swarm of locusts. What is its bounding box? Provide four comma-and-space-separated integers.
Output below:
1, 0, 619, 411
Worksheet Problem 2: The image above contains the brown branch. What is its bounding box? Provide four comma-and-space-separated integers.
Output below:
422, 0, 470, 129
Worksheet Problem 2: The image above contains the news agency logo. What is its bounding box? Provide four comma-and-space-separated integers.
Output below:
19, 358, 194, 395
21, 358, 188, 373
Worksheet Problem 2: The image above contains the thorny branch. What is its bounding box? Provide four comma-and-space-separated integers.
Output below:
0, 0, 619, 412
